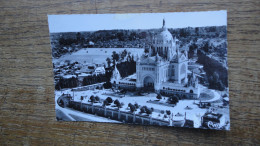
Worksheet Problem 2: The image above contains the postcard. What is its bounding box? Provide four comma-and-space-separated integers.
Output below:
48, 10, 230, 130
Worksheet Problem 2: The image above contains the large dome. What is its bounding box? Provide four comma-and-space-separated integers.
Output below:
156, 28, 173, 42
150, 19, 177, 61
154, 19, 174, 43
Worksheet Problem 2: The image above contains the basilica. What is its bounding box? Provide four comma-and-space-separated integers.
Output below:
111, 19, 200, 99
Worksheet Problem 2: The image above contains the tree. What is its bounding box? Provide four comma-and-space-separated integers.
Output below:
114, 99, 121, 108
103, 100, 108, 107
112, 51, 119, 62
76, 32, 82, 44
80, 96, 84, 101
106, 57, 111, 68
95, 96, 100, 102
166, 110, 171, 115
106, 97, 113, 104
146, 108, 153, 115
127, 53, 131, 62
209, 72, 225, 91
140, 106, 147, 113
213, 72, 219, 81
195, 27, 199, 36
188, 43, 198, 58
129, 104, 136, 113
130, 55, 134, 62
113, 59, 116, 67
103, 81, 112, 89
55, 77, 79, 90
90, 95, 95, 103
117, 31, 124, 41
129, 32, 136, 41
121, 49, 127, 60
180, 28, 188, 37
134, 103, 139, 109
156, 94, 162, 100
201, 42, 211, 53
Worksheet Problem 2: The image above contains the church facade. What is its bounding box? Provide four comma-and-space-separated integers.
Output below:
111, 19, 200, 99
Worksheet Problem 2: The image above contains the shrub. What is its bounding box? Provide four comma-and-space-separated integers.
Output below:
161, 110, 165, 114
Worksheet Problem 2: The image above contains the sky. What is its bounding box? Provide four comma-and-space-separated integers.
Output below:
48, 10, 227, 33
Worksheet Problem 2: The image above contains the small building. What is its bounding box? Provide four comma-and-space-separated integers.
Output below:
93, 66, 105, 75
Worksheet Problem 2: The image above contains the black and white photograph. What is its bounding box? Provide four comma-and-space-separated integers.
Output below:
48, 10, 230, 130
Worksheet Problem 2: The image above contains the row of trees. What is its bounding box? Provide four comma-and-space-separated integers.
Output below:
197, 50, 227, 91
55, 73, 109, 90
55, 77, 78, 90
84, 94, 179, 118
105, 49, 136, 81
170, 26, 226, 39
51, 25, 226, 58
88, 95, 100, 104
82, 74, 107, 86
102, 97, 124, 110
87, 96, 125, 110
127, 103, 154, 115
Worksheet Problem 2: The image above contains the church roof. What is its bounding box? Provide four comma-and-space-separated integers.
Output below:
154, 19, 174, 42
156, 29, 173, 41
111, 65, 121, 80
172, 52, 187, 63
